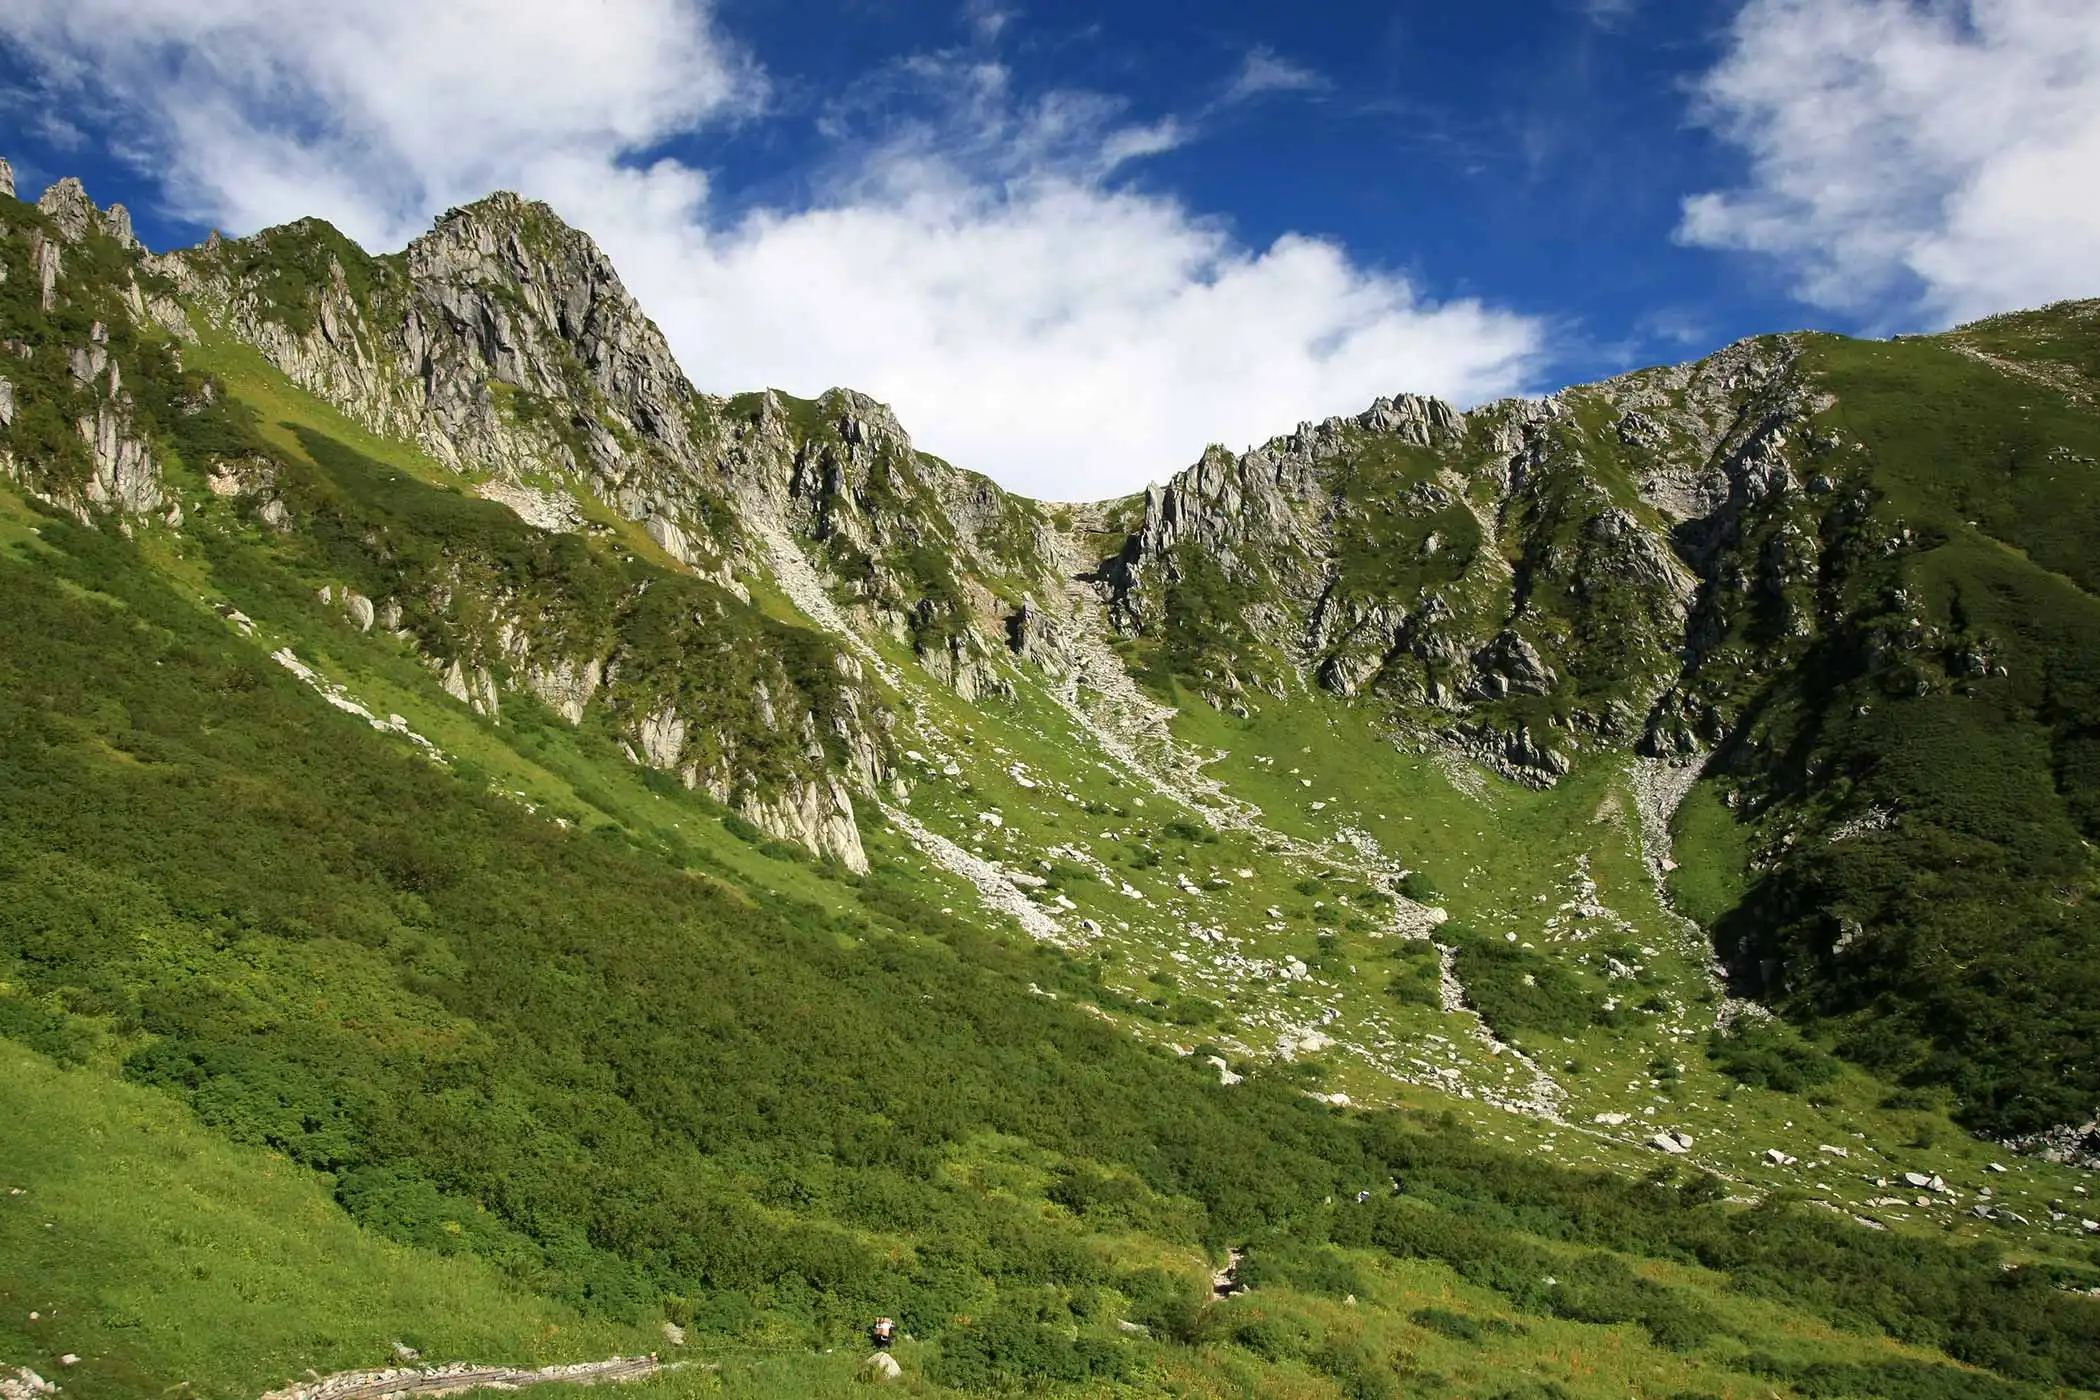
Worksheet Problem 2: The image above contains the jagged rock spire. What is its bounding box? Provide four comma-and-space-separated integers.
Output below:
0, 157, 14, 201
37, 177, 98, 241
30, 175, 141, 249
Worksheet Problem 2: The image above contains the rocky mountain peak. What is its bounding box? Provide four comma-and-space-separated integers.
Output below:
36, 177, 98, 241
161, 189, 741, 574
0, 157, 13, 201
825, 386, 912, 456
1357, 391, 1464, 445
32, 175, 140, 250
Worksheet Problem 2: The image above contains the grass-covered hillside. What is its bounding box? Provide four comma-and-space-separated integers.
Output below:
1688, 321, 2100, 1137
1100, 303, 2100, 1143
4, 170, 2100, 1400
7, 469, 2100, 1398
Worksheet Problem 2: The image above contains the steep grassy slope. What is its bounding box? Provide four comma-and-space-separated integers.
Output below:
6, 478, 2100, 1398
7, 169, 2100, 1399
1090, 307, 2100, 1139
0, 1045, 651, 1400
1687, 322, 2100, 1135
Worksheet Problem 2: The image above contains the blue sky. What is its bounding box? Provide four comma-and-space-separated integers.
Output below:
711, 0, 1768, 372
3, 0, 2094, 497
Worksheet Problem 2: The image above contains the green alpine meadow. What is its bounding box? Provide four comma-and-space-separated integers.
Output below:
3, 162, 2099, 1400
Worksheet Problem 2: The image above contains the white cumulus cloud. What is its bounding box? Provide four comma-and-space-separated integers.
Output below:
0, 0, 1543, 499
1681, 0, 2100, 325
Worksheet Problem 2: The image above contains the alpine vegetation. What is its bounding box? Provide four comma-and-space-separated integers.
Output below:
3, 162, 2099, 1400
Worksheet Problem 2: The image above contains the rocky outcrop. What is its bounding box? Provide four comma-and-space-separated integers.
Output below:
164, 199, 1067, 697
1006, 595, 1072, 679
67, 321, 163, 515
1089, 337, 1848, 784
707, 384, 1062, 690
2003, 1115, 2100, 1172
163, 197, 738, 575
0, 183, 170, 521
740, 777, 868, 874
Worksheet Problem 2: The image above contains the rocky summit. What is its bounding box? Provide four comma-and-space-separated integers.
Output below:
4, 170, 2100, 1400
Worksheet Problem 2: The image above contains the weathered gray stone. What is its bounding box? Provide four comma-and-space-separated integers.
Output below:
38, 177, 100, 242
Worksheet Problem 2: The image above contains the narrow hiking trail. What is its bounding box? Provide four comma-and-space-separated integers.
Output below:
258, 1356, 665, 1400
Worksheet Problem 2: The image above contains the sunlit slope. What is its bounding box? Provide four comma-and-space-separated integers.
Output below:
6, 171, 2100, 1398
3, 380, 2096, 1398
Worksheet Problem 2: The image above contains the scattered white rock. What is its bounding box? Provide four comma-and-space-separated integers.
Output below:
1650, 1133, 1688, 1155
1593, 1112, 1629, 1126
1, 1368, 57, 1400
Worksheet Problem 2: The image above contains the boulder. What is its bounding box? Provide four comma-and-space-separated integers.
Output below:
859, 1352, 902, 1384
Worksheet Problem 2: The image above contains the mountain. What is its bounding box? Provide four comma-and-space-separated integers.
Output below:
3, 160, 2099, 1400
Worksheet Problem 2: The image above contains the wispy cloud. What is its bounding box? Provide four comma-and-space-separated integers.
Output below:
0, 0, 1542, 499
1572, 0, 1641, 30
1680, 0, 2100, 326
963, 0, 1016, 45
1221, 46, 1329, 104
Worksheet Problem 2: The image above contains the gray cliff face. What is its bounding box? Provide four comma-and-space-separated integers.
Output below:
0, 170, 896, 867
0, 167, 1872, 803
0, 176, 170, 522
1097, 342, 1823, 782
709, 385, 1062, 692
167, 199, 1072, 696
164, 197, 740, 578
